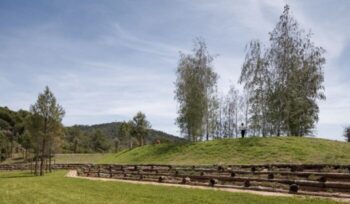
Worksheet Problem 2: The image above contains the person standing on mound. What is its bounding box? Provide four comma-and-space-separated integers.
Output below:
240, 123, 247, 138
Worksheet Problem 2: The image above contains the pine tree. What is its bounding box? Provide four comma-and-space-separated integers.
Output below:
29, 86, 65, 175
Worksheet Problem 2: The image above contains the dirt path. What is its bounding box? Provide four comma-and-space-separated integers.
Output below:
65, 170, 350, 203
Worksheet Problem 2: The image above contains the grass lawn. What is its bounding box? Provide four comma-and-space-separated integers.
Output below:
3, 137, 350, 165
99, 137, 350, 165
2, 153, 113, 164
53, 153, 113, 164
0, 170, 346, 204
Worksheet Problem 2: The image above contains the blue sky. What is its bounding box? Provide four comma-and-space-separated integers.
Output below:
0, 0, 349, 140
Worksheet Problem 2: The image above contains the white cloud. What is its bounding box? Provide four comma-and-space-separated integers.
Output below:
1, 0, 349, 139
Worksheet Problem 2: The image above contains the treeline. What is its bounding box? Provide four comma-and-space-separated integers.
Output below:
175, 5, 326, 141
0, 102, 182, 164
0, 107, 29, 162
0, 88, 182, 174
1, 87, 65, 175
63, 112, 170, 153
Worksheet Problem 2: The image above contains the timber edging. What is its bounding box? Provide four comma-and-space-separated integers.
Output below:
2, 163, 350, 198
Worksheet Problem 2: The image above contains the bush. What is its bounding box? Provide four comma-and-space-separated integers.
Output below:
344, 126, 350, 142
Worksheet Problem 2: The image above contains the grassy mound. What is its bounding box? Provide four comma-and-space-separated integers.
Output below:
99, 137, 350, 165
0, 171, 343, 204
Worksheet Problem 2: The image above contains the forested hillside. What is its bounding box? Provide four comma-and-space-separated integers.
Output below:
64, 122, 184, 153
0, 106, 184, 161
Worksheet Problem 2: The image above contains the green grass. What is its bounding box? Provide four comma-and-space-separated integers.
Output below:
0, 170, 345, 204
54, 153, 113, 164
99, 137, 350, 165
3, 137, 349, 165
2, 153, 113, 164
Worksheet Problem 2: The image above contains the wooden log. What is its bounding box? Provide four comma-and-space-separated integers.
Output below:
158, 176, 166, 182
289, 184, 299, 193
182, 177, 191, 184
209, 179, 218, 187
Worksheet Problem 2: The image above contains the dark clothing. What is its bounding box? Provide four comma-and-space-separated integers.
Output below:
241, 130, 246, 138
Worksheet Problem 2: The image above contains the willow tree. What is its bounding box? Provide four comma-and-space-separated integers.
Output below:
29, 86, 65, 176
239, 5, 325, 137
175, 39, 218, 141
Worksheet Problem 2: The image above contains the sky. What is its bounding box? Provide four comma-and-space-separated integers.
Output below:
0, 0, 349, 140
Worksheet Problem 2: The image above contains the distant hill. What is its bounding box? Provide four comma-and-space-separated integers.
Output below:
99, 137, 350, 165
70, 122, 185, 146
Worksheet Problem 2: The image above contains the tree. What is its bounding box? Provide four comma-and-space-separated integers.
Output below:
175, 38, 218, 141
131, 112, 151, 146
222, 85, 241, 138
65, 126, 84, 153
239, 5, 325, 137
29, 86, 65, 176
344, 126, 350, 142
90, 130, 111, 152
0, 131, 8, 162
119, 121, 133, 149
21, 130, 33, 161
268, 5, 325, 136
239, 40, 270, 136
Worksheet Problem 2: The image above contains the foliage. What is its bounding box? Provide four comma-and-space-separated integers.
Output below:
119, 121, 133, 149
131, 112, 151, 146
29, 86, 65, 175
64, 122, 183, 153
239, 5, 325, 136
90, 130, 111, 153
175, 38, 218, 141
0, 106, 30, 161
344, 126, 350, 142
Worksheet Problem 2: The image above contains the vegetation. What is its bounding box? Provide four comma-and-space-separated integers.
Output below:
131, 111, 151, 146
174, 5, 326, 140
0, 171, 344, 204
54, 153, 112, 164
0, 107, 30, 161
175, 38, 218, 142
239, 5, 325, 137
100, 137, 350, 165
344, 126, 350, 142
28, 86, 65, 175
64, 121, 183, 153
0, 106, 183, 162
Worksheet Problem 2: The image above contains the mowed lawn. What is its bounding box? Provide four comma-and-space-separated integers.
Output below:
54, 153, 113, 164
0, 171, 346, 204
4, 137, 350, 165
99, 137, 350, 165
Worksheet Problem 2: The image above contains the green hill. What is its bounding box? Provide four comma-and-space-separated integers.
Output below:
71, 122, 184, 146
99, 137, 350, 165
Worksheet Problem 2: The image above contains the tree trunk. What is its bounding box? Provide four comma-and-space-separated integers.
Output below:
48, 148, 52, 173
34, 151, 38, 176
40, 138, 46, 176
